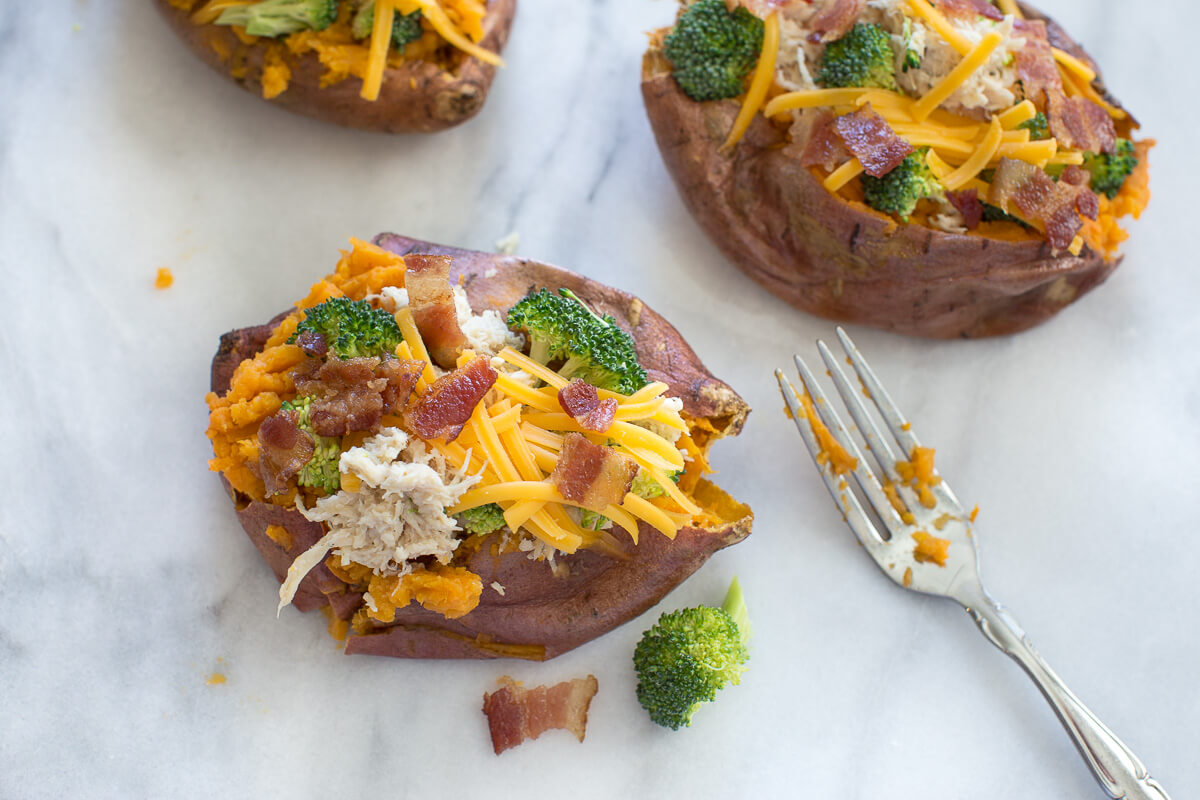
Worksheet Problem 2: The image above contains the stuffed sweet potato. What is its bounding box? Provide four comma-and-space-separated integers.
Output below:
206, 235, 752, 660
642, 0, 1152, 338
156, 0, 515, 133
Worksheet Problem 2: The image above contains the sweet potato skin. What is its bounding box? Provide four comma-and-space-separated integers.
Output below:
154, 0, 516, 133
641, 4, 1129, 338
210, 235, 752, 660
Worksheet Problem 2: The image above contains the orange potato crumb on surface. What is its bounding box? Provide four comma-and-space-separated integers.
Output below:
206, 672, 227, 686
154, 267, 174, 289
896, 446, 941, 509
912, 532, 951, 566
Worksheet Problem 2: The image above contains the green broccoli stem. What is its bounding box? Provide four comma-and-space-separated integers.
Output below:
721, 576, 751, 647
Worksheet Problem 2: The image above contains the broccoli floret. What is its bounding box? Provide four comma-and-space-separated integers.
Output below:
900, 17, 921, 71
633, 577, 751, 730
818, 23, 898, 91
281, 397, 342, 494
860, 149, 944, 220
288, 297, 403, 360
215, 0, 338, 37
1083, 138, 1138, 199
458, 503, 507, 535
663, 0, 765, 102
631, 469, 680, 500
1017, 112, 1050, 140
351, 2, 424, 48
506, 288, 648, 395
580, 509, 611, 531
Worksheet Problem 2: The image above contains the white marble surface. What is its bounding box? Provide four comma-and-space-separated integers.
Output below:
1, 1, 1197, 797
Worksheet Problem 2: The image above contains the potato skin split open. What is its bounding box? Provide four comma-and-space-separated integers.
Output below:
155, 0, 517, 133
210, 234, 752, 660
641, 3, 1133, 338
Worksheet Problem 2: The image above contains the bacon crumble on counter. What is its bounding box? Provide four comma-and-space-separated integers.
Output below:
550, 433, 639, 514
832, 105, 913, 178
404, 254, 470, 369
482, 675, 599, 755
405, 355, 498, 442
557, 379, 618, 433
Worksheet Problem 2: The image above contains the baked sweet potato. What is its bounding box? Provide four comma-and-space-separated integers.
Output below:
156, 0, 516, 133
642, 0, 1151, 338
208, 235, 752, 660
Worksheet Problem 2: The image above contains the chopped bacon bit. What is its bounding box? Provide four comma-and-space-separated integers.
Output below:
937, 0, 1002, 21
797, 110, 850, 172
832, 105, 913, 178
808, 0, 865, 43
557, 379, 618, 433
294, 357, 391, 437
482, 675, 599, 755
990, 158, 1099, 251
947, 189, 984, 230
1012, 22, 1060, 109
405, 355, 497, 442
295, 330, 328, 358
257, 410, 314, 495
404, 254, 469, 369
1046, 91, 1116, 154
375, 357, 425, 414
550, 433, 638, 514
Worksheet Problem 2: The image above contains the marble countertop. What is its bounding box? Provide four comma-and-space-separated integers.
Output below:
2, 1, 1197, 797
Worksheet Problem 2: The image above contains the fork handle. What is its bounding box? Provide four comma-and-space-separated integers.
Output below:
962, 591, 1169, 800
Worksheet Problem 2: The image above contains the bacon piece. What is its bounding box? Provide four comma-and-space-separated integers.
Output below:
557, 379, 618, 433
1012, 21, 1061, 109
550, 433, 638, 514
482, 675, 599, 755
405, 355, 497, 442
257, 410, 314, 496
808, 0, 865, 43
295, 330, 328, 358
404, 254, 469, 370
294, 356, 424, 437
1046, 91, 1116, 154
937, 0, 1002, 21
796, 110, 850, 172
832, 105, 913, 178
947, 189, 984, 230
990, 158, 1099, 251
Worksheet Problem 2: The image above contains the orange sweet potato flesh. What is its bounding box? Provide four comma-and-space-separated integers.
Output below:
154, 0, 516, 133
641, 3, 1135, 338
211, 235, 752, 660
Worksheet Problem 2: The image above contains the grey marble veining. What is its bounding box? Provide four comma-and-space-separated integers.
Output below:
1, 1, 1197, 797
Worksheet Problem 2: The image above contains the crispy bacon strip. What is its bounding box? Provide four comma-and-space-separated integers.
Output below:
550, 433, 638, 514
990, 158, 1099, 251
832, 105, 913, 178
405, 355, 497, 442
937, 0, 1002, 21
1012, 21, 1061, 109
482, 675, 599, 755
404, 254, 469, 370
257, 410, 314, 496
808, 0, 865, 43
947, 189, 984, 230
295, 330, 328, 358
295, 356, 423, 437
557, 379, 618, 433
1046, 91, 1116, 154
796, 110, 850, 172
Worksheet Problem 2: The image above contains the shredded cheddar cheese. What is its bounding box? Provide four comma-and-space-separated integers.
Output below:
911, 31, 1004, 122
824, 159, 865, 192
724, 9, 780, 150
904, 0, 972, 55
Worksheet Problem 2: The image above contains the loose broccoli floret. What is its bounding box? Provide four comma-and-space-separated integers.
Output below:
818, 23, 898, 91
288, 297, 403, 360
861, 149, 944, 220
281, 397, 342, 494
215, 0, 338, 37
900, 17, 922, 71
663, 0, 765, 102
1083, 138, 1138, 199
506, 289, 648, 395
633, 577, 751, 730
351, 2, 424, 48
458, 503, 507, 535
1017, 112, 1050, 140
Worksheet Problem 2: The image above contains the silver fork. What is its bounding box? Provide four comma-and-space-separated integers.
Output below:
776, 328, 1170, 800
